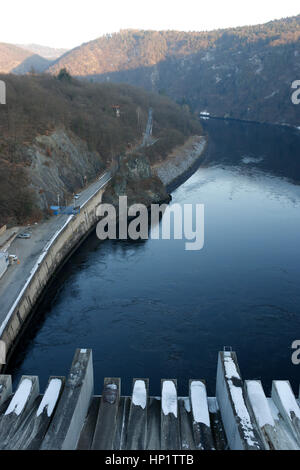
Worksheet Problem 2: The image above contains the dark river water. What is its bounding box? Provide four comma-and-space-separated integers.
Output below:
8, 120, 300, 397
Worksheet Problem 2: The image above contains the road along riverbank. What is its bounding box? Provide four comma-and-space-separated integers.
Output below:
0, 176, 110, 369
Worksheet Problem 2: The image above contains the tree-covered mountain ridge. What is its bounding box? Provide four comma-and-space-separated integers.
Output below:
48, 15, 300, 126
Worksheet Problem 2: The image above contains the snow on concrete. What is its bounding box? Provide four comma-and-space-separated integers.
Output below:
246, 381, 274, 428
106, 384, 117, 390
224, 354, 258, 447
132, 380, 147, 409
183, 397, 191, 413
5, 379, 32, 416
190, 381, 210, 426
229, 384, 258, 447
37, 378, 62, 417
224, 353, 240, 380
162, 381, 177, 418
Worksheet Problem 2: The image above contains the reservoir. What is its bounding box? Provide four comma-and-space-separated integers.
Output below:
8, 119, 300, 397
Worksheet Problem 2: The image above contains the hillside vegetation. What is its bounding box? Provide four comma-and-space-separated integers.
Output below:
0, 43, 52, 74
16, 44, 69, 59
47, 15, 300, 126
0, 74, 202, 226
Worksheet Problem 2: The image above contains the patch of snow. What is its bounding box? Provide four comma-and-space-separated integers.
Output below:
106, 384, 117, 390
5, 379, 32, 416
246, 381, 274, 428
190, 381, 210, 426
36, 378, 62, 417
132, 380, 147, 409
229, 382, 258, 447
224, 354, 240, 380
224, 354, 259, 447
162, 381, 177, 418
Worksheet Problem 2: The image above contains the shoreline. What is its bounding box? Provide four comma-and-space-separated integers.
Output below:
153, 135, 207, 193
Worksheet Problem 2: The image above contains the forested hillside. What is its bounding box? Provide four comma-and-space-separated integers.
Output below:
0, 43, 52, 74
48, 15, 300, 126
0, 74, 201, 225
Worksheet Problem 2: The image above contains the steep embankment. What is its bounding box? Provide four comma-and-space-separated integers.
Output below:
25, 129, 105, 211
0, 74, 202, 226
48, 16, 300, 126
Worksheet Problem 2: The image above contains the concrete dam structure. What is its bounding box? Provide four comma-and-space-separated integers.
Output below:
0, 349, 299, 450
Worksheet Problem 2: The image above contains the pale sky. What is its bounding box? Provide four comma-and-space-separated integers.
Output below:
2, 0, 300, 49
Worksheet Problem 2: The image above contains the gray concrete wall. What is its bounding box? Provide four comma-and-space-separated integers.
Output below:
0, 187, 106, 364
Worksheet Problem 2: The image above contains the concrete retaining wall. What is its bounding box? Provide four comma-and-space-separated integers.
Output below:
0, 186, 106, 364
154, 136, 207, 191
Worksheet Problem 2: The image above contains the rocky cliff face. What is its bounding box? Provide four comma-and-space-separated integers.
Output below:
25, 129, 105, 210
102, 151, 170, 209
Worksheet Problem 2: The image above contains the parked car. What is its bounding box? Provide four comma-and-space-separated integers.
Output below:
17, 233, 31, 239
8, 254, 18, 265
